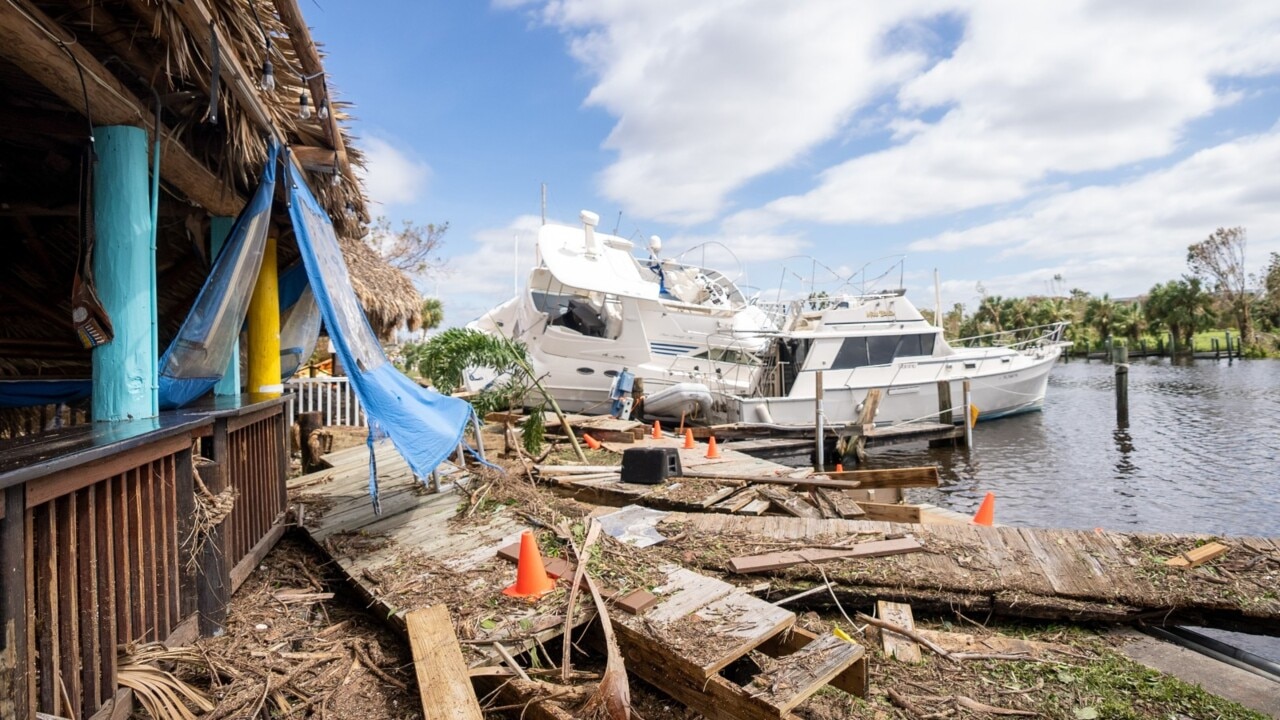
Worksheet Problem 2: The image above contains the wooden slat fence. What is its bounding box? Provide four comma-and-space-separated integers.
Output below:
0, 399, 290, 720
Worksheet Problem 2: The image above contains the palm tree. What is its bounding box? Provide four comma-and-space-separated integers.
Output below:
1084, 294, 1118, 343
419, 297, 444, 339
1145, 278, 1216, 353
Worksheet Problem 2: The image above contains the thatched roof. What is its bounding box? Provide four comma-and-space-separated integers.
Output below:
0, 0, 421, 378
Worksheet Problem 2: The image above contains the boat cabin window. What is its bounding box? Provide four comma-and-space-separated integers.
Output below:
542, 292, 623, 339
830, 332, 936, 369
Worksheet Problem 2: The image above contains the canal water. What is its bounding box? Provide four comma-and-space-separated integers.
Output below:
874, 357, 1280, 537
861, 356, 1280, 662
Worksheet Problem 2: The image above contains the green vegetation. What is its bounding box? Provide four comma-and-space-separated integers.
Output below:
940, 226, 1280, 357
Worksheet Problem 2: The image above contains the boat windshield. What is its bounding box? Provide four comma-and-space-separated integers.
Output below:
831, 332, 937, 369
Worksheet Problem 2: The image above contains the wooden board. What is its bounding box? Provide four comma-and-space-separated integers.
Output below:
814, 488, 864, 519
858, 502, 923, 524
756, 487, 822, 519
728, 538, 924, 574
1164, 541, 1229, 568
406, 606, 484, 720
757, 626, 867, 698
875, 600, 921, 663
824, 466, 940, 489
745, 632, 865, 713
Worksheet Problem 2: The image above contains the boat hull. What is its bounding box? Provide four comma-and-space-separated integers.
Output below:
736, 344, 1063, 427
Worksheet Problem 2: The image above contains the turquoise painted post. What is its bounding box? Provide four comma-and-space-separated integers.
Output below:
210, 216, 241, 397
92, 125, 156, 421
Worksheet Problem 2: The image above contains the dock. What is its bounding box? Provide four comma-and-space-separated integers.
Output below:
289, 443, 870, 718
666, 513, 1280, 634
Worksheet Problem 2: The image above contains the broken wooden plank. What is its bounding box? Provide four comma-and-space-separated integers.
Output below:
681, 471, 863, 490
746, 632, 865, 713
712, 487, 759, 514
686, 592, 795, 678
858, 501, 923, 524
814, 488, 864, 519
756, 487, 823, 519
406, 605, 484, 720
536, 465, 623, 476
825, 466, 940, 489
876, 601, 921, 663
728, 538, 924, 574
1164, 541, 1230, 568
757, 625, 867, 698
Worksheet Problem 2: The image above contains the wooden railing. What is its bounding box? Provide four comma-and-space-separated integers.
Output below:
284, 376, 366, 429
0, 396, 289, 720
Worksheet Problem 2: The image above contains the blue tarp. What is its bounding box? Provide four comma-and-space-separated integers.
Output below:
285, 158, 472, 510
0, 379, 91, 408
158, 142, 279, 409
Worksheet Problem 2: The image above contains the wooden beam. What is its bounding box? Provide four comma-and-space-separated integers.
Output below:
0, 0, 244, 216
271, 0, 352, 181
405, 606, 484, 720
162, 0, 275, 136
292, 144, 340, 173
825, 466, 940, 489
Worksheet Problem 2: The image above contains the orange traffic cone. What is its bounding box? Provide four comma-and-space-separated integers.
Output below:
972, 492, 995, 526
651, 420, 662, 439
705, 436, 720, 459
583, 433, 601, 450
503, 531, 557, 599
683, 429, 696, 449
835, 463, 844, 473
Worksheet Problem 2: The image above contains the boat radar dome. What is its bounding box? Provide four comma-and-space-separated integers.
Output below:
580, 210, 600, 258
648, 235, 662, 257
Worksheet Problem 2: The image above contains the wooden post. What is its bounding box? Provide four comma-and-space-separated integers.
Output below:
814, 370, 825, 471
1, 485, 32, 720
298, 411, 324, 474
1225, 331, 1233, 365
1115, 361, 1129, 427
91, 125, 157, 421
248, 236, 282, 397
962, 379, 973, 448
174, 448, 198, 624
1212, 337, 1220, 359
936, 380, 953, 426
197, 421, 230, 636
211, 217, 242, 397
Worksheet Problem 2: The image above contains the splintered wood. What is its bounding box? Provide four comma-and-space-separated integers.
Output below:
876, 601, 921, 664
1164, 541, 1229, 568
728, 538, 925, 574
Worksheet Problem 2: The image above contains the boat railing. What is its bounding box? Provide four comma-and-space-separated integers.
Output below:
952, 321, 1070, 350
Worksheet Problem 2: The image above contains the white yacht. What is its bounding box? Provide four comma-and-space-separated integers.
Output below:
737, 292, 1069, 428
467, 211, 777, 420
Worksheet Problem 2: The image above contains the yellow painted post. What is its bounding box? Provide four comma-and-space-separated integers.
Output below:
247, 235, 282, 397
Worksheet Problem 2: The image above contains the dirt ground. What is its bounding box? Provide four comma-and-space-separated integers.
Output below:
142, 531, 1266, 720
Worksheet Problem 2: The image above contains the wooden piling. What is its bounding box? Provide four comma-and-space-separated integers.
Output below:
962, 379, 973, 448
1115, 353, 1129, 427
814, 370, 825, 471
936, 380, 952, 426
1225, 331, 1233, 365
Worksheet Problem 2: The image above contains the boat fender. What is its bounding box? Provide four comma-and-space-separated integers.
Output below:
755, 404, 774, 424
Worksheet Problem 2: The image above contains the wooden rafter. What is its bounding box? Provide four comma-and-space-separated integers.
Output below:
0, 0, 244, 216
270, 0, 351, 181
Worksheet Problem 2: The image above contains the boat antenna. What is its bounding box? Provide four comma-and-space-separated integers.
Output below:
933, 268, 942, 326
612, 210, 622, 235
540, 182, 547, 226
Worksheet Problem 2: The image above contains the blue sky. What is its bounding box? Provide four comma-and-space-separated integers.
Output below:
306, 1, 1280, 327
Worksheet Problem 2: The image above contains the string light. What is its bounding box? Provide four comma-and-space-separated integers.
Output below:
261, 49, 276, 91
299, 90, 312, 119
318, 97, 330, 121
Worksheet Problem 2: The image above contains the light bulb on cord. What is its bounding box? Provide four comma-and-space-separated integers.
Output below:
318, 98, 330, 121
261, 57, 276, 92
330, 171, 341, 187
299, 91, 312, 120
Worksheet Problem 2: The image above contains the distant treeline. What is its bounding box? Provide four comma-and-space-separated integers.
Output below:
933, 228, 1280, 357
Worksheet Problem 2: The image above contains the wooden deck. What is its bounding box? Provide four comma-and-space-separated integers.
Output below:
289, 443, 869, 717
664, 514, 1280, 634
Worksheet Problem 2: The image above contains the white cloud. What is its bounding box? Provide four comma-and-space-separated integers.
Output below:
735, 1, 1280, 227
515, 1, 1280, 229
916, 128, 1280, 301
528, 0, 945, 224
358, 136, 431, 209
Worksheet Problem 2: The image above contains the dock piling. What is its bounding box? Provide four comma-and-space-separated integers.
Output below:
1113, 344, 1129, 427
962, 379, 973, 448
814, 370, 825, 471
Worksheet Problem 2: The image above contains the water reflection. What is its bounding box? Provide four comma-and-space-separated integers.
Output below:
862, 358, 1280, 537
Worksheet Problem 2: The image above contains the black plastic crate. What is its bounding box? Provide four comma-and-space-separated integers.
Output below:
620, 447, 682, 485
